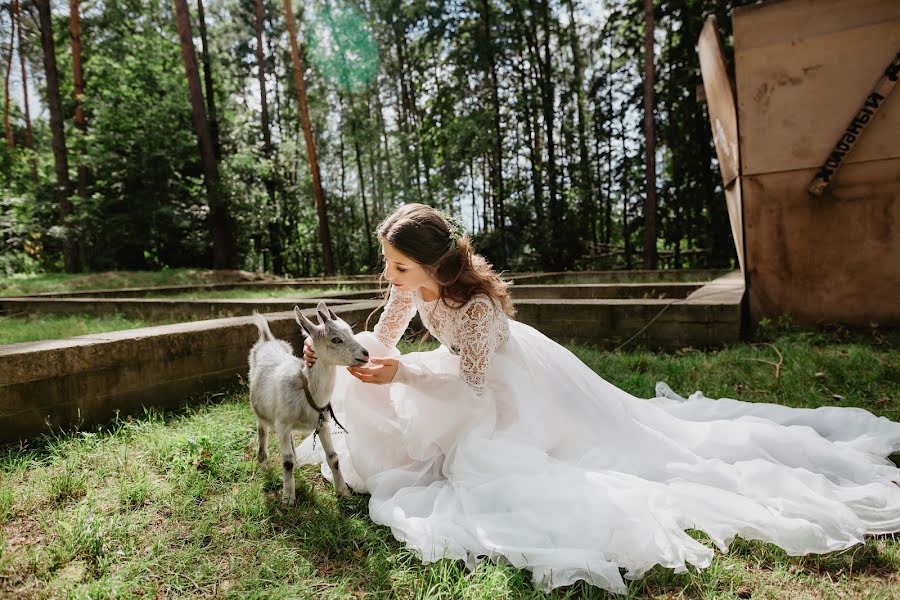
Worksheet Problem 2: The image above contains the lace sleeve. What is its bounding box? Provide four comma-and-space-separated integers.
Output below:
457, 296, 499, 395
373, 287, 418, 348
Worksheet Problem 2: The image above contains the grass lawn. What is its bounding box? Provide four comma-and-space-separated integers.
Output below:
0, 314, 179, 346
0, 269, 278, 297
1, 328, 898, 598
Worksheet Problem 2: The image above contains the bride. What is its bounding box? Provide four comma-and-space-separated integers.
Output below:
296, 203, 900, 594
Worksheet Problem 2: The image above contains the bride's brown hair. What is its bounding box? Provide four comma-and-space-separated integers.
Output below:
376, 203, 515, 317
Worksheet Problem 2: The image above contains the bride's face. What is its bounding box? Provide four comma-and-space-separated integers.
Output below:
382, 241, 437, 293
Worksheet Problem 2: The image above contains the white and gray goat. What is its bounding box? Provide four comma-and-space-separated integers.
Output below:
248, 302, 369, 502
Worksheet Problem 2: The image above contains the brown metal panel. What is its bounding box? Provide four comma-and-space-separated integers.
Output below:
743, 159, 900, 325
733, 0, 900, 51
735, 19, 900, 176
698, 15, 740, 187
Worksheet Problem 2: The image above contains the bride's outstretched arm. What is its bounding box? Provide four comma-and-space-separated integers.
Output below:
305, 286, 416, 367
391, 296, 498, 396
373, 286, 418, 348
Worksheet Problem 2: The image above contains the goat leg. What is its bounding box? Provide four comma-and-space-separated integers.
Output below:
277, 425, 296, 504
316, 414, 350, 496
256, 422, 268, 465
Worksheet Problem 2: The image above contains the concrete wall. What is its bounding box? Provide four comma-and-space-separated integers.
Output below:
731, 0, 900, 325
508, 269, 726, 284
1, 284, 699, 320
0, 274, 743, 443
0, 303, 381, 444
514, 272, 743, 348
509, 283, 700, 300
0, 297, 362, 321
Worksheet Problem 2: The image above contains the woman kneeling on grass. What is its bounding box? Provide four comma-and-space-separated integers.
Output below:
298, 202, 900, 594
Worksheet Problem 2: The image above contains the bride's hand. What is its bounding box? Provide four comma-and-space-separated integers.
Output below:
347, 357, 398, 385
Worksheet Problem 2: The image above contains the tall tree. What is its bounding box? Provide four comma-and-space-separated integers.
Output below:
480, 0, 505, 263
69, 0, 89, 204
567, 0, 594, 243
36, 0, 79, 272
642, 0, 658, 269
173, 0, 235, 268
283, 0, 335, 276
538, 0, 561, 268
349, 100, 373, 268
3, 2, 14, 149
253, 0, 283, 274
195, 0, 220, 159
14, 0, 36, 183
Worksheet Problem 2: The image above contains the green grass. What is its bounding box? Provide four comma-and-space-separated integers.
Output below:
0, 314, 176, 346
1, 330, 898, 598
0, 269, 278, 297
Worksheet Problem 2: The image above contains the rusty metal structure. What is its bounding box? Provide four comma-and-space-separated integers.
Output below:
699, 0, 900, 325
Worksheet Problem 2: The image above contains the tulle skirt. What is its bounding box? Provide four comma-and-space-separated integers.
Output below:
296, 321, 900, 593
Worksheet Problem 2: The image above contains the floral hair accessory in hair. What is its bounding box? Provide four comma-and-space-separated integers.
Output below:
441, 211, 466, 250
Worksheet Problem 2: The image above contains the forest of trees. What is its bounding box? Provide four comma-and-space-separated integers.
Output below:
0, 0, 753, 277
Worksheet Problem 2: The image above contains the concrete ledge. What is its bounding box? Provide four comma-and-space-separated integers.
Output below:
508, 269, 727, 284
0, 273, 743, 443
0, 296, 365, 321
0, 302, 382, 444
510, 282, 701, 300
512, 271, 744, 347
0, 284, 701, 319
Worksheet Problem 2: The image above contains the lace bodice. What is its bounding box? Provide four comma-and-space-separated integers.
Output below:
373, 287, 510, 394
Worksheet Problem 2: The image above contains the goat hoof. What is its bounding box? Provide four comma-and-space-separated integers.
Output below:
336, 483, 351, 497
282, 494, 296, 505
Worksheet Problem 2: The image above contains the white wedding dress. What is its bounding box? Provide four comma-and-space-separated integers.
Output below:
297, 287, 900, 594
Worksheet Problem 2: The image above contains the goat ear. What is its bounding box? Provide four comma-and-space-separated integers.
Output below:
316, 300, 330, 324
328, 307, 338, 321
294, 306, 318, 337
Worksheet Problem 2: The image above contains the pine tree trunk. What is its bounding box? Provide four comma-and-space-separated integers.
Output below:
604, 36, 613, 247
254, 0, 283, 274
367, 92, 384, 219
196, 0, 220, 160
481, 156, 490, 233
283, 0, 335, 276
69, 0, 89, 209
517, 55, 546, 252
480, 0, 505, 263
622, 146, 631, 270
13, 0, 36, 184
567, 0, 594, 242
36, 0, 79, 272
538, 0, 561, 268
390, 13, 424, 202
353, 121, 373, 269
3, 3, 15, 149
374, 90, 393, 213
468, 160, 477, 232
642, 0, 658, 269
174, 0, 235, 269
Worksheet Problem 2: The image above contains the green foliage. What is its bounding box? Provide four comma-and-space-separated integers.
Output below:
1, 0, 759, 277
